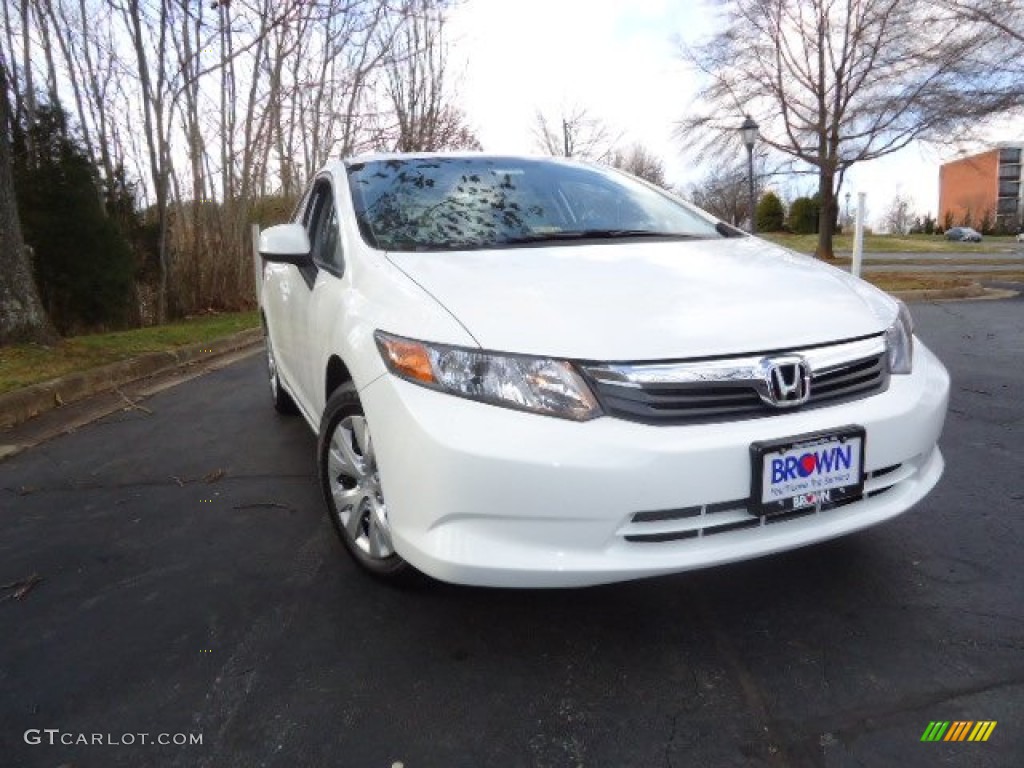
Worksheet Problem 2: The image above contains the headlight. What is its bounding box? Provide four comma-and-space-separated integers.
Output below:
374, 331, 602, 421
885, 299, 914, 374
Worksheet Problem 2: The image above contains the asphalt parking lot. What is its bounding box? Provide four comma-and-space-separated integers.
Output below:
2, 291, 1022, 767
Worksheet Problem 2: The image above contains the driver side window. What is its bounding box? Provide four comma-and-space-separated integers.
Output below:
304, 181, 345, 277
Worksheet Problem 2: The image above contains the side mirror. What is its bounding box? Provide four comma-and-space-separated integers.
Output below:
259, 224, 312, 265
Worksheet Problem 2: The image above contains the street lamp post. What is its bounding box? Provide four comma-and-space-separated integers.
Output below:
739, 115, 759, 234
845, 191, 851, 229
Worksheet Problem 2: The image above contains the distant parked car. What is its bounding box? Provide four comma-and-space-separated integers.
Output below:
944, 227, 982, 242
1016, 232, 1024, 243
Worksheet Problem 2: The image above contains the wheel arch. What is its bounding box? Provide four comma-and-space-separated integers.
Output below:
325, 355, 354, 403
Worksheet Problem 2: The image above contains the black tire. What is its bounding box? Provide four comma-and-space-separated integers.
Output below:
318, 383, 414, 582
265, 333, 298, 415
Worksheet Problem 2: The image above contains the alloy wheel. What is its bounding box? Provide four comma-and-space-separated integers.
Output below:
267, 342, 279, 400
326, 415, 393, 559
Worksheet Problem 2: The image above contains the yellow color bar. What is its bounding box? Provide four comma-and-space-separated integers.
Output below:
960, 720, 997, 742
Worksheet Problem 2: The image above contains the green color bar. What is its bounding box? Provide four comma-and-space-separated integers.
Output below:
921, 721, 950, 742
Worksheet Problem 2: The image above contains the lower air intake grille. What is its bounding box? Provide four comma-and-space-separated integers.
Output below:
621, 462, 908, 543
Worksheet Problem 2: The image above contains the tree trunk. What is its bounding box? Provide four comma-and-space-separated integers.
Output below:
816, 168, 837, 260
19, 0, 35, 161
0, 62, 55, 344
123, 0, 171, 322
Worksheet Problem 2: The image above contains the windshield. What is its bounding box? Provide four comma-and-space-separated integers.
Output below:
346, 156, 724, 252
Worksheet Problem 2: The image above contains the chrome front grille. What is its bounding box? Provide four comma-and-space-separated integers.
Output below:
583, 335, 889, 425
811, 354, 887, 404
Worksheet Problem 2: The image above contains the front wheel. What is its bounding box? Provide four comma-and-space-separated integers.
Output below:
318, 384, 413, 582
265, 333, 298, 415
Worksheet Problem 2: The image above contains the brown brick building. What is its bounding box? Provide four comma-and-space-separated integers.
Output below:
938, 144, 1023, 233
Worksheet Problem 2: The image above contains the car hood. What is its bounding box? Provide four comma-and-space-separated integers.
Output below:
385, 238, 898, 361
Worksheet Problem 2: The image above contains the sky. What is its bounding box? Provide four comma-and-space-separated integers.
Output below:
446, 0, 1021, 229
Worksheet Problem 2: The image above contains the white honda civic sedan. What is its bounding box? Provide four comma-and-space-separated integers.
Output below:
257, 154, 949, 588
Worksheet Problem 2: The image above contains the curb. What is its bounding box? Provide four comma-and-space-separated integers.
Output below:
890, 284, 1018, 302
889, 284, 986, 302
0, 328, 264, 430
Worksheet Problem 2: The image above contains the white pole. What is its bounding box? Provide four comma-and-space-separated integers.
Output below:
251, 223, 262, 308
851, 192, 866, 277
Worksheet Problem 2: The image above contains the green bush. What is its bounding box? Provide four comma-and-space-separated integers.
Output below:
14, 104, 135, 334
756, 191, 786, 232
787, 196, 820, 234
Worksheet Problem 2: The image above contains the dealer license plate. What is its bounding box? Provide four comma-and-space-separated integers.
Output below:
750, 427, 865, 516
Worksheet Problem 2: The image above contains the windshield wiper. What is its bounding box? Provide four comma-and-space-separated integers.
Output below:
500, 229, 705, 244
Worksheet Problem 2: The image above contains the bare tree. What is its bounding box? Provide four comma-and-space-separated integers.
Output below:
882, 193, 914, 235
383, 0, 481, 152
18, 0, 36, 158
677, 0, 1024, 258
686, 164, 756, 226
930, 0, 1024, 51
685, 151, 779, 226
118, 0, 176, 320
606, 144, 668, 187
2, 0, 480, 327
533, 107, 617, 161
37, 1, 97, 182
1, 1, 22, 122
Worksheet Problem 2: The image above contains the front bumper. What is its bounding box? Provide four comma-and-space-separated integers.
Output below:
361, 340, 949, 587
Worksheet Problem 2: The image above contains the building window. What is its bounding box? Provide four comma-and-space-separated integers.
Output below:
997, 198, 1019, 215
999, 147, 1022, 164
999, 181, 1021, 198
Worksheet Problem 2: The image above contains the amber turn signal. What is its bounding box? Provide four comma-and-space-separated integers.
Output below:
376, 334, 436, 384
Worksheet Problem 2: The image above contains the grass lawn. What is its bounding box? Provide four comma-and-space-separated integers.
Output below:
862, 271, 1024, 292
762, 232, 1021, 254
836, 256, 1023, 268
0, 311, 259, 395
